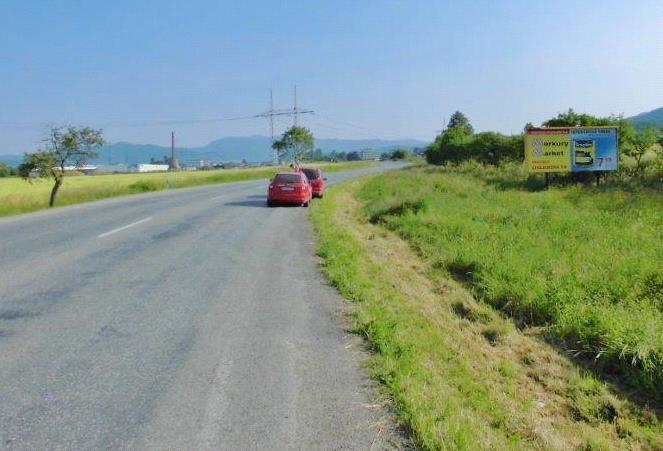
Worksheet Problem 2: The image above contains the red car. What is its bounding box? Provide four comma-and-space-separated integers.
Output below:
301, 167, 326, 198
267, 172, 313, 207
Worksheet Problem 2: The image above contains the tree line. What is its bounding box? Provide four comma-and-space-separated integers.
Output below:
0, 162, 18, 177
272, 125, 410, 162
425, 109, 663, 177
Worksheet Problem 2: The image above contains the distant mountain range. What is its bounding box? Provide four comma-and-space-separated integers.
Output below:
628, 106, 663, 128
0, 135, 427, 167
4, 107, 659, 167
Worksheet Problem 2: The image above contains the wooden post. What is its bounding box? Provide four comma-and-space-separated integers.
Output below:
544, 173, 549, 189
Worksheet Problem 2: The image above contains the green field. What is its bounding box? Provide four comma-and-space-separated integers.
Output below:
0, 161, 371, 217
310, 167, 663, 449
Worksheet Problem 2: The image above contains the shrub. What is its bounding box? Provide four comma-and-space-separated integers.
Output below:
390, 148, 411, 160
426, 131, 523, 166
0, 162, 15, 177
128, 180, 162, 192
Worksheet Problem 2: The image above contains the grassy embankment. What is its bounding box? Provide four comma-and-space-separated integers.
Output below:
0, 161, 371, 217
309, 164, 662, 450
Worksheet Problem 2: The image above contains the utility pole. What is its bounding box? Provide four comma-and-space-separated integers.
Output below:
170, 131, 180, 170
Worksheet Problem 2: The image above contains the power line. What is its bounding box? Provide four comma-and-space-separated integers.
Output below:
253, 86, 314, 164
3, 87, 319, 164
311, 114, 383, 139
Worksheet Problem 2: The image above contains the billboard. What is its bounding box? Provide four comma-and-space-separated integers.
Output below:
525, 127, 618, 173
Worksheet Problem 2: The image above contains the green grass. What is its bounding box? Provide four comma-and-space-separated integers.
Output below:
309, 173, 662, 450
0, 161, 371, 217
359, 163, 663, 398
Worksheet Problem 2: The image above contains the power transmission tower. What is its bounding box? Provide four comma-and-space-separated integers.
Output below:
254, 87, 313, 164
292, 85, 313, 127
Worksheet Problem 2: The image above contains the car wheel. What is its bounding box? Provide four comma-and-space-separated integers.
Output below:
267, 199, 273, 207
302, 200, 309, 207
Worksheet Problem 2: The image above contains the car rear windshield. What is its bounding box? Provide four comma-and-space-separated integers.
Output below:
273, 174, 302, 183
303, 169, 319, 180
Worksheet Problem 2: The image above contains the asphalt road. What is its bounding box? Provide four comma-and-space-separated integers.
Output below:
0, 162, 405, 450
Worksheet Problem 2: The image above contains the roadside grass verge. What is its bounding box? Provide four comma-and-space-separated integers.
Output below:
0, 161, 371, 217
360, 164, 663, 399
309, 177, 662, 450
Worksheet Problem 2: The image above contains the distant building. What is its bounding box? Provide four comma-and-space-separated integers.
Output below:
136, 164, 169, 172
61, 165, 98, 175
357, 149, 381, 161
95, 163, 131, 173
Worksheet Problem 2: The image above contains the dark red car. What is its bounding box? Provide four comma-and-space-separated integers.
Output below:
267, 172, 313, 207
301, 167, 326, 198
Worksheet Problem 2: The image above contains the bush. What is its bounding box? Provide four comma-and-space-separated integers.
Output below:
0, 162, 16, 177
390, 148, 411, 160
426, 131, 523, 166
128, 180, 162, 192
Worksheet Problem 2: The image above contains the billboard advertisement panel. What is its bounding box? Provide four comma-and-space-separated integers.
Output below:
524, 127, 618, 173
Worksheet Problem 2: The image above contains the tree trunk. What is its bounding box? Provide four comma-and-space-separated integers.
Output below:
49, 177, 62, 207
635, 153, 644, 173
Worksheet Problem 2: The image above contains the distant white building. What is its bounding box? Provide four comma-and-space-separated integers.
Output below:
60, 165, 98, 174
136, 164, 169, 173
357, 150, 381, 161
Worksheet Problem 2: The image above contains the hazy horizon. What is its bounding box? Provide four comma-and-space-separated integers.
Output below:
1, 0, 662, 154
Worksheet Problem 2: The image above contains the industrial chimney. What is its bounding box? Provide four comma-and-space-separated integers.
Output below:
170, 131, 180, 170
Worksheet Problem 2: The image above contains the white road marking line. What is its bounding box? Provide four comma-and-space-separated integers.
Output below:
98, 217, 153, 238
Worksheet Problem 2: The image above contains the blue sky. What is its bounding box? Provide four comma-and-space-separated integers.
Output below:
1, 0, 662, 154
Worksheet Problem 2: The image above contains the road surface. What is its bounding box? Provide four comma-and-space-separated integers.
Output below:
0, 162, 406, 450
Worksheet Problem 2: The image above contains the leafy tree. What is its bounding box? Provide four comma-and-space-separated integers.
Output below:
333, 151, 347, 161
425, 125, 473, 164
0, 162, 14, 177
426, 111, 476, 164
303, 147, 324, 162
447, 111, 474, 135
468, 132, 523, 165
542, 108, 633, 150
18, 126, 104, 207
542, 108, 616, 127
346, 151, 361, 161
622, 126, 660, 172
391, 148, 410, 160
272, 126, 314, 163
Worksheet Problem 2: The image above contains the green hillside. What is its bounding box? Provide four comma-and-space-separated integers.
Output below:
629, 106, 663, 127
